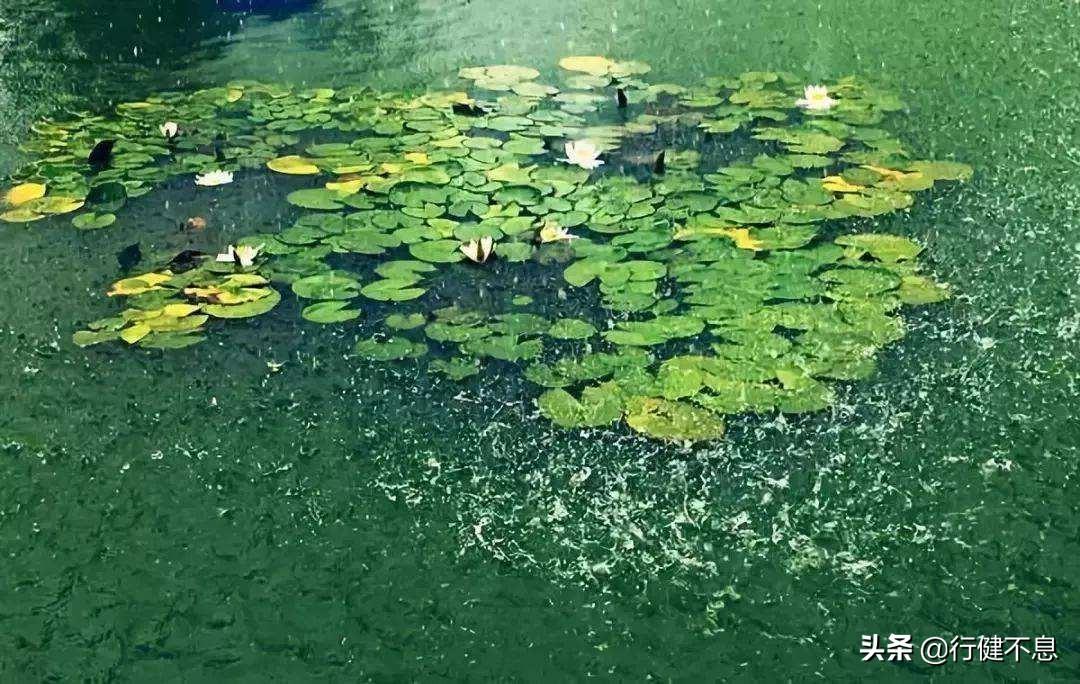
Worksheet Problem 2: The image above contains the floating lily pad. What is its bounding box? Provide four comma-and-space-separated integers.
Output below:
547, 318, 598, 340
301, 300, 361, 323
291, 272, 361, 300
385, 313, 427, 329
354, 336, 428, 361
203, 288, 282, 318
624, 397, 725, 442
72, 212, 116, 230
409, 239, 464, 263
538, 383, 623, 428
267, 155, 321, 175
360, 278, 426, 301
286, 188, 345, 210
430, 357, 480, 380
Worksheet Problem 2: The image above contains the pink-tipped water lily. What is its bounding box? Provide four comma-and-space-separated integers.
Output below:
559, 140, 604, 170
795, 85, 837, 111
160, 121, 179, 139
195, 169, 234, 187
459, 235, 495, 263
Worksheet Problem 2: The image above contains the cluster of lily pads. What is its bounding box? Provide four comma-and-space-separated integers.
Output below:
3, 56, 971, 442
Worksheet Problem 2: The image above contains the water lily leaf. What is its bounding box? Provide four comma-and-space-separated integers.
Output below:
624, 396, 725, 442
354, 336, 428, 361
72, 212, 116, 230
85, 181, 127, 212
267, 155, 321, 175
291, 272, 361, 300
5, 182, 46, 206
497, 241, 534, 262
537, 382, 623, 428
324, 229, 401, 255
430, 357, 480, 381
286, 188, 345, 210
906, 160, 973, 182
547, 318, 598, 340
301, 300, 361, 323
375, 260, 437, 280
204, 288, 281, 318
360, 278, 426, 301
0, 208, 45, 223
835, 233, 922, 262
385, 313, 427, 330
558, 56, 616, 76
73, 329, 120, 347
604, 315, 704, 346
896, 275, 949, 305
819, 267, 901, 298
30, 195, 84, 215
463, 334, 541, 361
409, 239, 464, 263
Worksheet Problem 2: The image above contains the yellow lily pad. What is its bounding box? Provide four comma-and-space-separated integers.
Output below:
162, 303, 202, 317
31, 195, 85, 215
267, 155, 321, 175
558, 56, 616, 76
120, 323, 152, 344
108, 272, 173, 296
0, 208, 45, 223
325, 179, 366, 194
5, 182, 46, 206
821, 176, 864, 193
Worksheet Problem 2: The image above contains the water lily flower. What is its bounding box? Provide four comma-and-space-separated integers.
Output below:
559, 140, 604, 170
539, 221, 578, 244
459, 236, 495, 264
215, 245, 236, 263
195, 169, 234, 187
160, 121, 179, 139
795, 85, 837, 111
234, 244, 262, 267
215, 243, 263, 267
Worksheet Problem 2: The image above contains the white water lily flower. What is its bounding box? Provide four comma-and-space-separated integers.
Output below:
195, 169, 234, 187
459, 235, 495, 263
539, 221, 578, 244
795, 85, 837, 111
216, 244, 263, 267
215, 245, 236, 263
559, 140, 604, 170
234, 244, 262, 267
160, 121, 179, 139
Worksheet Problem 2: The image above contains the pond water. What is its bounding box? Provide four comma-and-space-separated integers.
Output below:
1, 0, 1078, 680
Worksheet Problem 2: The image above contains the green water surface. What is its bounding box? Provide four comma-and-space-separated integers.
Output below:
0, 0, 1077, 680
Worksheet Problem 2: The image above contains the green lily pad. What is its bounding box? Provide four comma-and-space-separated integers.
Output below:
385, 312, 427, 330
301, 300, 361, 323
291, 272, 361, 300
360, 278, 427, 302
72, 212, 116, 230
430, 357, 480, 380
355, 336, 428, 361
286, 188, 345, 210
409, 239, 464, 263
547, 318, 598, 340
537, 382, 623, 428
624, 396, 725, 442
